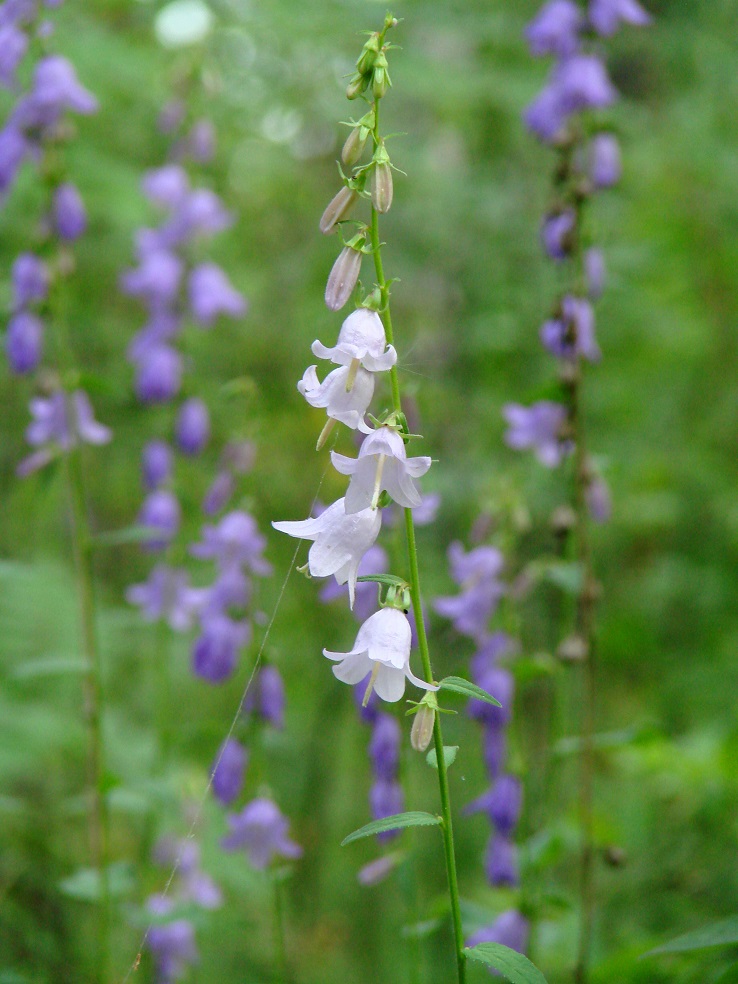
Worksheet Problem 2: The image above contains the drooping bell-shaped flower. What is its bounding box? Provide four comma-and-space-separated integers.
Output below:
589, 0, 651, 36
272, 496, 382, 608
298, 363, 375, 432
211, 738, 248, 806
175, 397, 210, 455
138, 489, 181, 551
221, 797, 302, 869
540, 294, 600, 362
311, 307, 397, 372
331, 426, 432, 513
18, 388, 111, 475
11, 252, 48, 308
323, 607, 436, 703
502, 401, 569, 467
588, 132, 622, 188
141, 439, 173, 491
190, 510, 271, 576
52, 182, 87, 241
126, 563, 202, 631
525, 0, 583, 58
466, 909, 530, 956
6, 310, 43, 374
192, 613, 250, 683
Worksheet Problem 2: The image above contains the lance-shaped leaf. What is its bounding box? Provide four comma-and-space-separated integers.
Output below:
644, 915, 738, 957
465, 943, 550, 983
341, 811, 441, 846
439, 675, 501, 707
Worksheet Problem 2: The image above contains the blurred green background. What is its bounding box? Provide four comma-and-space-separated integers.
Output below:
1, 0, 738, 982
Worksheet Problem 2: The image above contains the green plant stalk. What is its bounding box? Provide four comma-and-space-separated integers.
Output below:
49, 253, 112, 983
370, 100, 466, 984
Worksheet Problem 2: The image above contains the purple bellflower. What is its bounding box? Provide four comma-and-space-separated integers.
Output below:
589, 0, 651, 36
525, 0, 583, 58
19, 388, 110, 476
221, 797, 302, 869
211, 737, 248, 806
502, 401, 569, 467
467, 909, 530, 959
434, 542, 506, 643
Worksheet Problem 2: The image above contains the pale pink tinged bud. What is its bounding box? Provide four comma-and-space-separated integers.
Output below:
342, 126, 368, 167
371, 162, 393, 214
319, 186, 358, 235
411, 704, 435, 752
325, 245, 362, 311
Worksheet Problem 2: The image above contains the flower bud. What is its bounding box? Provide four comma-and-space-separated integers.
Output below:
319, 185, 358, 235
372, 52, 390, 99
356, 34, 381, 76
325, 243, 363, 311
342, 126, 369, 167
371, 161, 393, 214
410, 702, 435, 752
346, 74, 367, 100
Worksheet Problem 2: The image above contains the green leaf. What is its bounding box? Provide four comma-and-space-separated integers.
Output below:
11, 655, 88, 680
341, 811, 441, 846
465, 944, 550, 983
426, 745, 459, 770
439, 676, 501, 707
537, 560, 583, 595
91, 525, 156, 548
59, 862, 134, 902
644, 915, 738, 956
356, 574, 408, 588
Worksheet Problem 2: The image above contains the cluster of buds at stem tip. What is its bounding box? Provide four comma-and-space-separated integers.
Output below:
325, 231, 367, 312
345, 16, 396, 101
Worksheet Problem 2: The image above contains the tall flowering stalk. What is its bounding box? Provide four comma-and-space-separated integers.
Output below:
0, 0, 113, 976
505, 2, 651, 980
272, 16, 517, 983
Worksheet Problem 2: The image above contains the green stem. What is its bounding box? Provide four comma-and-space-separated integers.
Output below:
272, 872, 290, 984
370, 97, 466, 984
49, 253, 111, 983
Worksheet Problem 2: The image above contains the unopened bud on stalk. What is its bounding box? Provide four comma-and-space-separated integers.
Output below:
356, 33, 381, 76
346, 74, 367, 100
410, 696, 437, 752
371, 150, 393, 214
325, 237, 365, 311
342, 126, 368, 166
372, 52, 390, 99
319, 185, 358, 234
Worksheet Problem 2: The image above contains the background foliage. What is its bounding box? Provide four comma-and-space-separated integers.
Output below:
1, 0, 738, 982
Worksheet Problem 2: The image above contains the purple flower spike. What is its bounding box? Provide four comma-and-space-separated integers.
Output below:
589, 132, 622, 188
221, 797, 302, 869
502, 401, 569, 468
191, 510, 271, 576
142, 439, 173, 491
0, 125, 28, 193
135, 345, 182, 404
12, 253, 48, 308
466, 775, 523, 836
202, 471, 233, 516
467, 910, 530, 958
52, 182, 87, 240
541, 209, 576, 261
370, 778, 404, 841
189, 262, 247, 327
369, 713, 401, 782
19, 389, 110, 474
257, 665, 285, 729
435, 542, 506, 641
142, 164, 189, 208
175, 397, 210, 455
25, 54, 97, 117
138, 489, 181, 551
192, 613, 250, 683
6, 310, 43, 374
126, 564, 202, 632
147, 917, 198, 984
211, 738, 248, 806
524, 82, 569, 144
0, 23, 28, 88
589, 0, 651, 36
482, 725, 507, 779
122, 249, 183, 307
540, 294, 600, 362
585, 247, 606, 299
485, 832, 518, 887
525, 0, 583, 58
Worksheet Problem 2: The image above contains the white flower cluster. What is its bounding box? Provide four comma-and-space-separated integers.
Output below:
273, 306, 435, 703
